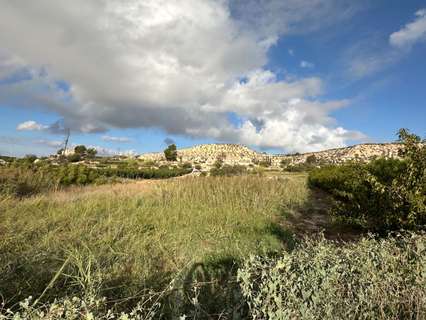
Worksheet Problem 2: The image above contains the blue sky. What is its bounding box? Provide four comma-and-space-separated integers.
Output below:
0, 1, 425, 157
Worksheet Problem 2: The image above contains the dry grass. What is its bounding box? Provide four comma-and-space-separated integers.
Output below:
0, 175, 307, 315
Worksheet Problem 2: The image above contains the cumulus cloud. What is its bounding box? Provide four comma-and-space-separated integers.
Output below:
17, 120, 48, 131
101, 135, 132, 143
300, 60, 315, 68
0, 0, 365, 152
390, 9, 426, 49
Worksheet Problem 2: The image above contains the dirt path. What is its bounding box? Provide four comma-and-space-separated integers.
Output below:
283, 189, 362, 242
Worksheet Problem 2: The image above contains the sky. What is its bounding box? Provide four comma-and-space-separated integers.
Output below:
0, 0, 425, 157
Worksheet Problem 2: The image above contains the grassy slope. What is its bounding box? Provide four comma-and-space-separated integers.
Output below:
0, 175, 307, 312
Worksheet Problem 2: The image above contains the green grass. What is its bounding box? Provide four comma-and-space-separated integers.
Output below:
0, 175, 307, 317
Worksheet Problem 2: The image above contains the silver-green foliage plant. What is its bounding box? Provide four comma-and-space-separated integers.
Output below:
238, 233, 426, 320
0, 296, 160, 320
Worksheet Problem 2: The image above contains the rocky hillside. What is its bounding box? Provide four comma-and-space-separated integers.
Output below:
139, 143, 403, 168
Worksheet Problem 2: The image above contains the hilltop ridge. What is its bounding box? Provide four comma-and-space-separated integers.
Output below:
139, 142, 403, 168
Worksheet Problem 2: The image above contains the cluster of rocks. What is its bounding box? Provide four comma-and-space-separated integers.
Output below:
139, 143, 404, 169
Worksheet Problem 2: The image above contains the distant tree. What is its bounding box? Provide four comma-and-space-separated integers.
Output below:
87, 148, 97, 158
306, 155, 318, 165
24, 154, 37, 163
214, 158, 223, 169
280, 158, 291, 168
68, 153, 81, 163
74, 145, 87, 155
164, 144, 177, 161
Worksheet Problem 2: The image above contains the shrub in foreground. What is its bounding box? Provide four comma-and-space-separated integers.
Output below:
238, 233, 426, 320
308, 129, 426, 232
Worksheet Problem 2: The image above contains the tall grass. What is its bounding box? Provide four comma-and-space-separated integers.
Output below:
0, 175, 307, 317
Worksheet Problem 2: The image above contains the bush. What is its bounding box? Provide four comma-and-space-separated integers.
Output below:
238, 233, 426, 320
164, 144, 177, 161
1, 163, 192, 197
210, 165, 247, 176
308, 129, 426, 232
181, 162, 192, 169
67, 153, 81, 163
0, 166, 59, 197
284, 162, 315, 172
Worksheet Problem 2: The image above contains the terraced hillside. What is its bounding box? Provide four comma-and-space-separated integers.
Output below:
139, 142, 404, 167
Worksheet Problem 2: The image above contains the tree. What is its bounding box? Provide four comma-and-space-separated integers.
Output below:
68, 153, 81, 163
164, 144, 178, 161
24, 154, 37, 163
74, 145, 87, 155
306, 155, 318, 165
280, 158, 291, 168
87, 148, 97, 159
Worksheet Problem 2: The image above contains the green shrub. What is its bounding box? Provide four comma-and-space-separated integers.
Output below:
164, 144, 177, 161
0, 166, 59, 197
181, 162, 192, 169
284, 162, 315, 172
67, 153, 81, 163
1, 162, 192, 198
308, 129, 426, 232
238, 233, 426, 320
210, 164, 247, 176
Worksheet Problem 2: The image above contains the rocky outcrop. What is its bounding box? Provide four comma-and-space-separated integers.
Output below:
139, 143, 404, 168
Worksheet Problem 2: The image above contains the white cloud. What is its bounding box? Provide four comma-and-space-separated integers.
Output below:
91, 146, 137, 157
390, 9, 426, 49
0, 0, 365, 152
16, 120, 48, 131
34, 139, 63, 148
101, 135, 132, 143
288, 49, 294, 56
300, 60, 315, 68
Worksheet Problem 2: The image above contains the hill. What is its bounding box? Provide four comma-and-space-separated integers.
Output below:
139, 142, 403, 167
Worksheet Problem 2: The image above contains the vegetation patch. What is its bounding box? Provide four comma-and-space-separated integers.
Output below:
308, 129, 426, 232
0, 175, 306, 318
239, 233, 426, 320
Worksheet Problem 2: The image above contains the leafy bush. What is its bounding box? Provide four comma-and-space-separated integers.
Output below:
308, 129, 426, 232
67, 153, 82, 163
164, 144, 177, 161
1, 163, 192, 197
181, 162, 192, 169
1, 296, 160, 320
284, 162, 316, 172
238, 233, 426, 320
100, 166, 191, 179
210, 164, 247, 176
0, 166, 59, 197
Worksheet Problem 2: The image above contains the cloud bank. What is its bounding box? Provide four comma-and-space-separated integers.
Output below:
0, 0, 364, 152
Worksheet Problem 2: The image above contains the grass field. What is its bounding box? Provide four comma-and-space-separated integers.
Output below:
0, 174, 307, 317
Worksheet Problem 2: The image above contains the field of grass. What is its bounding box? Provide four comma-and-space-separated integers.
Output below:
0, 175, 307, 317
